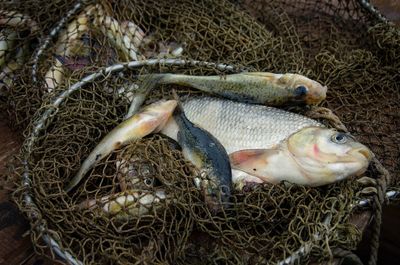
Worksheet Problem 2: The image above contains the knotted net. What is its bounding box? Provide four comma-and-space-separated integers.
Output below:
0, 0, 398, 264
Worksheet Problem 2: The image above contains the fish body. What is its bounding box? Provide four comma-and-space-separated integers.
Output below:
161, 97, 321, 154
65, 99, 177, 192
92, 3, 145, 61
161, 97, 373, 187
0, 43, 28, 94
153, 72, 327, 106
78, 189, 167, 219
173, 94, 232, 212
45, 9, 90, 92
229, 127, 372, 186
0, 10, 39, 32
0, 30, 17, 68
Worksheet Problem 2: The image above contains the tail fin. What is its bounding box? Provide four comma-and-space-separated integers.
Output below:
171, 89, 184, 115
124, 74, 164, 119
137, 73, 164, 97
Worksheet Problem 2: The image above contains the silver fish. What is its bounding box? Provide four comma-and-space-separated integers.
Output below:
161, 97, 373, 187
161, 96, 322, 154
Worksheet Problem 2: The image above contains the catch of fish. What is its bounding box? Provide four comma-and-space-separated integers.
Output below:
68, 80, 372, 215
0, 4, 374, 216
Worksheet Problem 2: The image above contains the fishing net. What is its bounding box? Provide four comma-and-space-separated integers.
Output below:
1, 0, 398, 264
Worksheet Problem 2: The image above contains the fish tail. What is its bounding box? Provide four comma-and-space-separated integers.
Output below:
124, 74, 165, 119
136, 74, 164, 96
171, 89, 184, 115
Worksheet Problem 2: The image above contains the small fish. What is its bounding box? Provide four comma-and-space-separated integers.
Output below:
116, 155, 161, 191
44, 9, 90, 92
0, 43, 28, 95
93, 9, 145, 61
0, 10, 39, 33
64, 99, 177, 192
172, 91, 232, 212
149, 72, 327, 106
160, 97, 373, 187
0, 29, 17, 68
78, 189, 168, 219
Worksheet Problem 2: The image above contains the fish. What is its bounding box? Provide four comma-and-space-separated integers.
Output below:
124, 75, 164, 120
92, 4, 146, 61
116, 154, 161, 191
229, 127, 373, 187
160, 97, 373, 187
0, 10, 39, 33
171, 91, 232, 212
148, 72, 327, 106
0, 42, 28, 96
44, 8, 91, 92
0, 29, 17, 68
64, 99, 177, 192
78, 189, 168, 219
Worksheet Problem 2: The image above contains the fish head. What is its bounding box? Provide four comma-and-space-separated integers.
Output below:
287, 127, 373, 185
200, 168, 231, 213
280, 74, 327, 105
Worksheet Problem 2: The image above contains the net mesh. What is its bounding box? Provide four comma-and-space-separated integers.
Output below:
1, 0, 398, 264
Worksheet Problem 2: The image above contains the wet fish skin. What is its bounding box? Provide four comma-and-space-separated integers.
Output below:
230, 127, 374, 186
161, 97, 373, 187
65, 99, 177, 192
78, 189, 168, 219
173, 94, 232, 212
152, 72, 327, 106
161, 96, 322, 154
0, 30, 18, 68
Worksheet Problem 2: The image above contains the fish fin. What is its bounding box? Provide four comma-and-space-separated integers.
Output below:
229, 148, 280, 178
124, 74, 164, 119
136, 74, 163, 96
171, 89, 184, 115
242, 72, 280, 80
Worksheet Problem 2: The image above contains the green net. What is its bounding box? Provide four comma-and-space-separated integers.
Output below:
1, 0, 398, 264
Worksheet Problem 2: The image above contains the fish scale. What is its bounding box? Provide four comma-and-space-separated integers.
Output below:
162, 97, 323, 154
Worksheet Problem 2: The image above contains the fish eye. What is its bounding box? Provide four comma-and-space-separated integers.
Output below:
331, 133, 348, 144
144, 178, 153, 187
295, 85, 308, 97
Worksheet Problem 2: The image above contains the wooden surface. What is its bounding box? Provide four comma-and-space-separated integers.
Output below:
0, 0, 399, 264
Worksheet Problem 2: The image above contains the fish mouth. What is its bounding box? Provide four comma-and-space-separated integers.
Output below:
304, 85, 327, 105
352, 147, 374, 161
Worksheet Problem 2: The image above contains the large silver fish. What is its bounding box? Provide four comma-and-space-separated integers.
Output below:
161, 97, 322, 154
161, 97, 373, 187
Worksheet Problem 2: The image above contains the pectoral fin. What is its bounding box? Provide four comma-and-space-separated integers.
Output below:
229, 148, 280, 179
